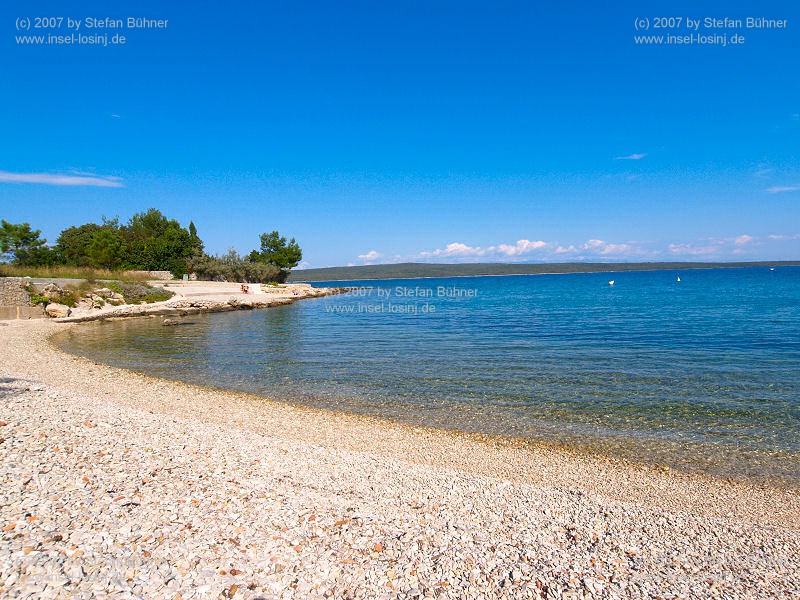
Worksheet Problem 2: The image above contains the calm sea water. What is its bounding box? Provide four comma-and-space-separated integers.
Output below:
55, 267, 800, 485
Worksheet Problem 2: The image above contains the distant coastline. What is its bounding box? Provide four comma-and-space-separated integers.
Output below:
289, 260, 800, 282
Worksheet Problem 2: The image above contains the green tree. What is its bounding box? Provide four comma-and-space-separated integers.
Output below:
87, 229, 123, 269
25, 245, 58, 267
188, 220, 204, 257
56, 217, 121, 266
125, 208, 170, 239
121, 208, 195, 276
56, 223, 103, 266
251, 231, 302, 282
0, 220, 47, 266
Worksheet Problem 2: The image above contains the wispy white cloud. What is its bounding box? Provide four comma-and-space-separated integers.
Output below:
554, 244, 578, 254
614, 153, 647, 161
581, 239, 634, 255
357, 250, 383, 262
404, 233, 793, 265
753, 166, 774, 178
768, 233, 800, 241
668, 234, 762, 257
667, 243, 719, 256
0, 170, 123, 187
492, 239, 549, 256
765, 185, 800, 193
416, 238, 656, 262
419, 240, 554, 260
419, 242, 486, 259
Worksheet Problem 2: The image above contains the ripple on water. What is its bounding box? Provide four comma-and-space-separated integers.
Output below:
54, 267, 800, 486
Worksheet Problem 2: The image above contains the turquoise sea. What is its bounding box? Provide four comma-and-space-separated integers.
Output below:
56, 267, 800, 485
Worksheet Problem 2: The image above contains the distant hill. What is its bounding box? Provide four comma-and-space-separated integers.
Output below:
288, 261, 800, 282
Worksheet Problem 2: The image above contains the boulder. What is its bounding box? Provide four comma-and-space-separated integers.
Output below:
75, 297, 94, 310
41, 283, 67, 301
45, 303, 71, 318
77, 293, 106, 309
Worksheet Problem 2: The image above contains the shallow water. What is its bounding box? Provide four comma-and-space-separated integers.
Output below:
56, 267, 800, 485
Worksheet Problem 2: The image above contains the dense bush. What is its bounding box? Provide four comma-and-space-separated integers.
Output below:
187, 250, 280, 283
118, 282, 175, 304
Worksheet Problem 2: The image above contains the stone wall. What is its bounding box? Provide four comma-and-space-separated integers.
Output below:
0, 277, 45, 320
0, 277, 29, 306
123, 270, 174, 280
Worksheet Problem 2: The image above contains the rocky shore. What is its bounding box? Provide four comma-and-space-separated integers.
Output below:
1, 319, 799, 599
54, 282, 341, 323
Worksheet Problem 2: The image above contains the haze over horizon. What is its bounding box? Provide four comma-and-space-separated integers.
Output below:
2, 0, 799, 268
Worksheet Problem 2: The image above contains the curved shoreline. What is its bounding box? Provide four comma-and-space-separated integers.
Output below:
47, 325, 800, 491
2, 319, 799, 597
36, 322, 800, 526
54, 297, 800, 491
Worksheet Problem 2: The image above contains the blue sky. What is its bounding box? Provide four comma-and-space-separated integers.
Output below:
1, 0, 798, 267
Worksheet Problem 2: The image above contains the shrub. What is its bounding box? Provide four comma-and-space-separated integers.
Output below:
119, 283, 174, 304
187, 251, 280, 283
29, 293, 50, 306
56, 291, 81, 308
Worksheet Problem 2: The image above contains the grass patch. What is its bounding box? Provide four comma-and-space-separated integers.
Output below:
118, 283, 174, 304
0, 264, 153, 282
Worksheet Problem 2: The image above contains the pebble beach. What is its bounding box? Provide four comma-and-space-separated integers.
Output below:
1, 318, 799, 599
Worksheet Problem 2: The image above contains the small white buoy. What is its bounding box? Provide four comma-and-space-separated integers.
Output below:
608, 280, 615, 286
